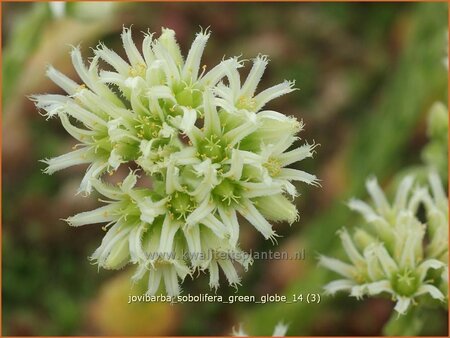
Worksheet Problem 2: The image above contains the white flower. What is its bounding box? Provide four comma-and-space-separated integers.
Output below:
35, 27, 318, 295
320, 173, 448, 314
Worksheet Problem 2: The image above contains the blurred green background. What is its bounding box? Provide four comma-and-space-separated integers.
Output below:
2, 2, 448, 336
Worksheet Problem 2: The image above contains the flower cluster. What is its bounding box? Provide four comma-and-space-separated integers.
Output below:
319, 172, 448, 314
33, 27, 318, 295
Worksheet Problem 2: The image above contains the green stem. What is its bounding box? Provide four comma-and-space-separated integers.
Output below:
383, 307, 424, 336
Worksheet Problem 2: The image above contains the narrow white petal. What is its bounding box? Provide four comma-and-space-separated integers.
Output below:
131, 263, 147, 283
180, 107, 197, 133
202, 214, 228, 239
223, 149, 244, 180
92, 226, 131, 268
257, 109, 293, 122
108, 148, 122, 170
121, 27, 145, 66
87, 55, 124, 107
147, 85, 176, 102
121, 171, 138, 192
208, 260, 220, 290
393, 175, 414, 211
238, 199, 276, 240
218, 259, 241, 287
224, 120, 259, 147
139, 197, 167, 224
203, 90, 221, 135
91, 180, 122, 200
218, 206, 240, 247
254, 80, 296, 110
170, 147, 199, 165
363, 246, 384, 280
350, 285, 366, 299
201, 57, 242, 87
129, 224, 147, 263
99, 70, 127, 89
429, 170, 447, 203
79, 161, 108, 194
172, 259, 191, 280
162, 266, 181, 296
366, 177, 390, 214
70, 47, 116, 100
186, 198, 215, 227
318, 255, 356, 279
183, 30, 210, 81
414, 284, 445, 300
394, 296, 411, 315
241, 181, 283, 198
338, 228, 365, 266
152, 41, 181, 85
365, 280, 392, 296
278, 142, 317, 167
278, 168, 320, 186
165, 163, 181, 194
60, 114, 96, 142
65, 101, 107, 129
95, 42, 130, 75
183, 224, 202, 265
347, 199, 378, 222
417, 259, 445, 281
43, 147, 93, 174
323, 279, 355, 295
215, 96, 238, 114
31, 94, 68, 119
241, 55, 268, 98
223, 67, 241, 99
371, 243, 398, 278
408, 187, 430, 214
158, 216, 180, 254
147, 268, 162, 296
46, 66, 79, 95
157, 28, 183, 66
142, 33, 155, 65
66, 204, 118, 226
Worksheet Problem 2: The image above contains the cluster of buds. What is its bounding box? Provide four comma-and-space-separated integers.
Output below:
33, 28, 318, 295
319, 172, 448, 314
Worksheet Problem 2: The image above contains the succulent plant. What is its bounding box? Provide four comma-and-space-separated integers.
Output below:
33, 27, 318, 295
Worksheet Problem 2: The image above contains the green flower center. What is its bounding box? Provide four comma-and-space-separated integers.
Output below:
135, 116, 162, 140
115, 142, 140, 161
116, 198, 141, 225
391, 268, 420, 297
198, 134, 228, 162
174, 84, 202, 108
168, 191, 195, 220
212, 179, 242, 206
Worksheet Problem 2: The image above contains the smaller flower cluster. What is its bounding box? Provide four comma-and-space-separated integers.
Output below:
319, 172, 448, 314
